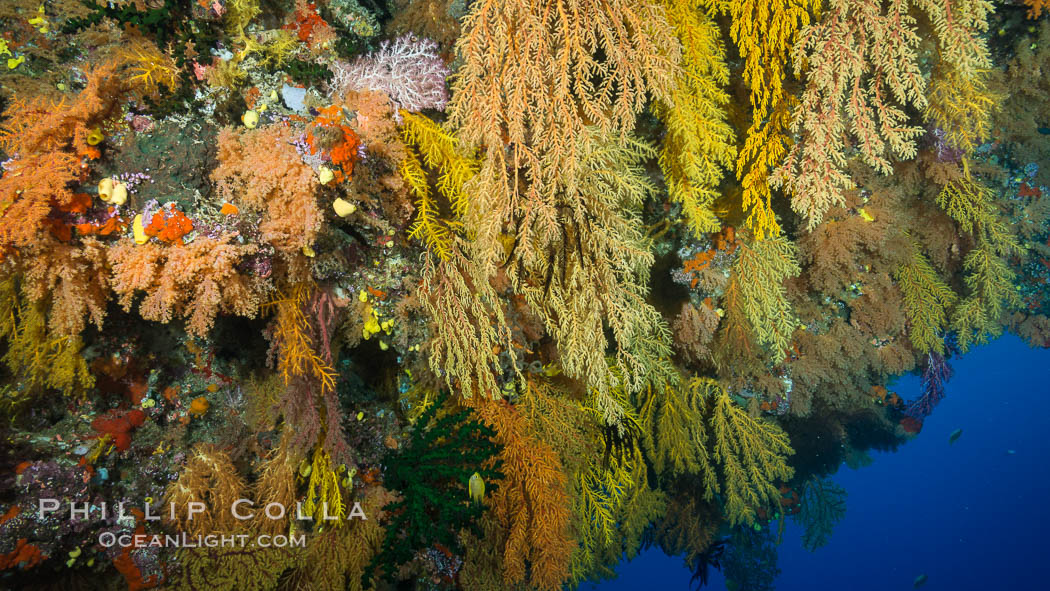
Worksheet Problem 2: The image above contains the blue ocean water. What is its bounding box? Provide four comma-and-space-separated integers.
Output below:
590, 334, 1050, 590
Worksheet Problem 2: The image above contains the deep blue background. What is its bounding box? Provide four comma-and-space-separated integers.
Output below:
587, 334, 1050, 590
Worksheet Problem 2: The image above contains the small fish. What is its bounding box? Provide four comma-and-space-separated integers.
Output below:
468, 472, 485, 504
1007, 449, 1016, 455
914, 573, 928, 588
949, 428, 963, 444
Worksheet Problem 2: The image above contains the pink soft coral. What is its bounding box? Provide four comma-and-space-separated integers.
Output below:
330, 34, 449, 118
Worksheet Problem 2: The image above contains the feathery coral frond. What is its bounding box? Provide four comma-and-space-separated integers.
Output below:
794, 477, 847, 551
895, 240, 958, 355
163, 444, 249, 536
262, 282, 337, 393
400, 147, 454, 259
1024, 0, 1050, 18
730, 235, 801, 363
0, 275, 93, 397
171, 544, 295, 591
936, 175, 1023, 350
570, 431, 663, 583
399, 111, 476, 259
772, 0, 925, 228
300, 446, 345, 522
520, 132, 675, 414
700, 378, 794, 526
212, 125, 323, 264
443, 0, 680, 413
418, 249, 512, 399
952, 241, 1020, 350
918, 0, 993, 77
637, 377, 716, 489
925, 67, 999, 155
23, 236, 110, 338
936, 173, 1020, 251
0, 60, 129, 254
119, 42, 179, 97
466, 397, 575, 590
399, 111, 475, 219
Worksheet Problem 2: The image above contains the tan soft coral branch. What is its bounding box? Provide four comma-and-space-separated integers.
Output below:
212, 125, 323, 270
109, 235, 265, 338
773, 0, 991, 229
23, 236, 110, 338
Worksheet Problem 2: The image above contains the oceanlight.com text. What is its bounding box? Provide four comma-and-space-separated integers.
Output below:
97, 532, 307, 549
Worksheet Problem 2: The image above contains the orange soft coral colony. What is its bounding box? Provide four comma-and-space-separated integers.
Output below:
328, 130, 360, 179
75, 211, 127, 237
144, 205, 194, 244
306, 104, 361, 183
283, 1, 332, 47
0, 60, 131, 253
41, 218, 73, 242
188, 396, 210, 416
0, 538, 46, 571
58, 193, 93, 214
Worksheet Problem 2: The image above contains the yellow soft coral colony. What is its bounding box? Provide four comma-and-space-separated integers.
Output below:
925, 58, 1022, 352
727, 235, 801, 364
653, 0, 736, 238
564, 368, 668, 582
925, 66, 998, 157
708, 0, 820, 239
637, 377, 715, 482
0, 276, 93, 399
936, 178, 1023, 351
299, 446, 346, 524
399, 111, 476, 260
570, 428, 659, 583
119, 43, 179, 98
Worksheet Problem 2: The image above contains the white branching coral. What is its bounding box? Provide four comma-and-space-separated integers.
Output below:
330, 34, 449, 118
